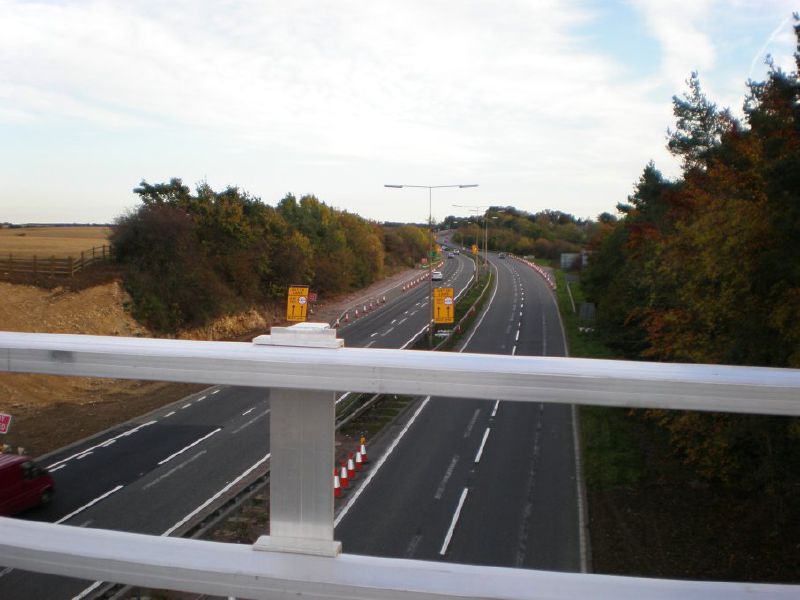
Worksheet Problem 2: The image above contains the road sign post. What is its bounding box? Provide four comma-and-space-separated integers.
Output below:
433, 287, 455, 324
286, 286, 310, 322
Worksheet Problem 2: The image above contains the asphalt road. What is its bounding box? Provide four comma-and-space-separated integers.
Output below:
1, 255, 476, 599
335, 254, 583, 572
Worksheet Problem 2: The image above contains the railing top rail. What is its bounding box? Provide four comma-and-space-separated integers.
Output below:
0, 518, 795, 600
2, 331, 799, 416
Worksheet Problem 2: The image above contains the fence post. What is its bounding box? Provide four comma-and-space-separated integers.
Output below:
80, 251, 85, 271
92, 246, 96, 259
69, 257, 74, 278
50, 256, 55, 276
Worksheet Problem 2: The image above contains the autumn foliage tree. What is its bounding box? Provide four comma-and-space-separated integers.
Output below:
583, 17, 800, 489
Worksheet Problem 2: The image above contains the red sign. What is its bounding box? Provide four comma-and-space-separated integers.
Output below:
0, 413, 12, 435
308, 292, 318, 303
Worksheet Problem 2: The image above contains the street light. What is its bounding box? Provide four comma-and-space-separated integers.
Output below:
453, 206, 504, 269
385, 184, 479, 346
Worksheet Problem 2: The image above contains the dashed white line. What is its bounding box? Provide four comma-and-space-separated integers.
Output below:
47, 420, 157, 470
143, 451, 207, 490
232, 409, 270, 434
49, 464, 66, 473
158, 428, 222, 466
491, 400, 499, 417
370, 332, 378, 337
512, 345, 517, 355
474, 428, 491, 463
434, 455, 460, 500
515, 330, 520, 341
439, 487, 469, 555
196, 395, 206, 402
463, 409, 480, 438
164, 411, 176, 418
56, 485, 124, 524
76, 451, 93, 460
365, 340, 376, 348
242, 407, 256, 416
181, 403, 191, 409
211, 389, 220, 395
398, 317, 407, 325
382, 327, 394, 336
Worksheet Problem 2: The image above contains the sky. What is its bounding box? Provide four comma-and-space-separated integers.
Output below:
0, 1, 797, 225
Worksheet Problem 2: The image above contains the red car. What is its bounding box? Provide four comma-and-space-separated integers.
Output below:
0, 454, 55, 515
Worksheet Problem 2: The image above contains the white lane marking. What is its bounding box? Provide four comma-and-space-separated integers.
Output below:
72, 581, 103, 600
143, 450, 207, 491
161, 453, 270, 537
461, 262, 500, 349
518, 321, 521, 328
572, 404, 589, 573
232, 409, 270, 434
512, 345, 517, 355
434, 455, 460, 500
196, 395, 206, 402
0, 567, 12, 579
100, 439, 116, 447
491, 400, 499, 417
365, 340, 376, 348
401, 322, 430, 349
335, 396, 431, 527
463, 409, 480, 438
76, 451, 93, 460
164, 411, 176, 418
335, 392, 351, 405
409, 310, 418, 316
181, 403, 191, 409
515, 330, 520, 341
521, 303, 524, 309
158, 428, 222, 465
382, 327, 394, 336
391, 319, 397, 324
242, 407, 256, 416
211, 389, 220, 395
439, 487, 469, 555
47, 420, 157, 470
520, 311, 523, 317
474, 428, 491, 463
542, 312, 547, 355
49, 464, 66, 473
370, 332, 378, 337
398, 317, 407, 325
56, 485, 124, 524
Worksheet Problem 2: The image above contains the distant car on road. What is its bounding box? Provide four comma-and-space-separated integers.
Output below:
454, 249, 460, 255
0, 454, 54, 516
447, 252, 455, 258
431, 270, 443, 281
498, 252, 507, 258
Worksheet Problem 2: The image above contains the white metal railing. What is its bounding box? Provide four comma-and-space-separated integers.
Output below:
1, 328, 799, 599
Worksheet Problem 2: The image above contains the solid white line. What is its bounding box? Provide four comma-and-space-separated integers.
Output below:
47, 420, 157, 469
49, 464, 66, 473
491, 400, 499, 417
56, 485, 124, 524
474, 428, 491, 463
461, 262, 499, 349
401, 322, 430, 349
158, 428, 222, 465
335, 396, 431, 527
164, 411, 176, 417
162, 453, 270, 536
143, 450, 207, 491
242, 407, 255, 416
439, 487, 469, 555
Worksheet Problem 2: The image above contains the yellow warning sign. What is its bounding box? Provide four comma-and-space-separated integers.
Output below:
471, 244, 479, 255
434, 287, 454, 324
286, 285, 310, 322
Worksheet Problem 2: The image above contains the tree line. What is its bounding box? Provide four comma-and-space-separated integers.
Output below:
111, 180, 428, 332
582, 18, 800, 490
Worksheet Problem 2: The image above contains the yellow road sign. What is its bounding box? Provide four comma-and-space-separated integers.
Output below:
434, 287, 454, 324
471, 244, 479, 255
286, 285, 310, 322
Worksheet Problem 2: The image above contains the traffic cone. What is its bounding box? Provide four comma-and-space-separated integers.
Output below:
355, 451, 363, 471
363, 304, 368, 313
340, 463, 349, 488
347, 453, 355, 478
334, 469, 341, 498
382, 296, 386, 303
360, 441, 368, 463
355, 308, 359, 318
345, 312, 350, 322
334, 319, 340, 329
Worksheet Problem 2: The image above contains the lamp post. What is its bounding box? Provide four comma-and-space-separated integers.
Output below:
385, 184, 478, 346
453, 206, 504, 270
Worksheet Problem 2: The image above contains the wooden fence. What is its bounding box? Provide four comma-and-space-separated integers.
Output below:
0, 245, 114, 279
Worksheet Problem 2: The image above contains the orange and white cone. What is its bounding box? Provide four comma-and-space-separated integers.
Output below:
334, 469, 341, 497
340, 463, 349, 488
347, 453, 355, 478
334, 319, 340, 329
355, 451, 363, 471
359, 442, 368, 463
355, 308, 359, 318
345, 312, 350, 322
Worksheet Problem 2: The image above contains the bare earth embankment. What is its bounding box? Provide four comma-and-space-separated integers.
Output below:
0, 267, 417, 457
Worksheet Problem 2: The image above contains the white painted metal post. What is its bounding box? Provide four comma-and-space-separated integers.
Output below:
252, 323, 343, 557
